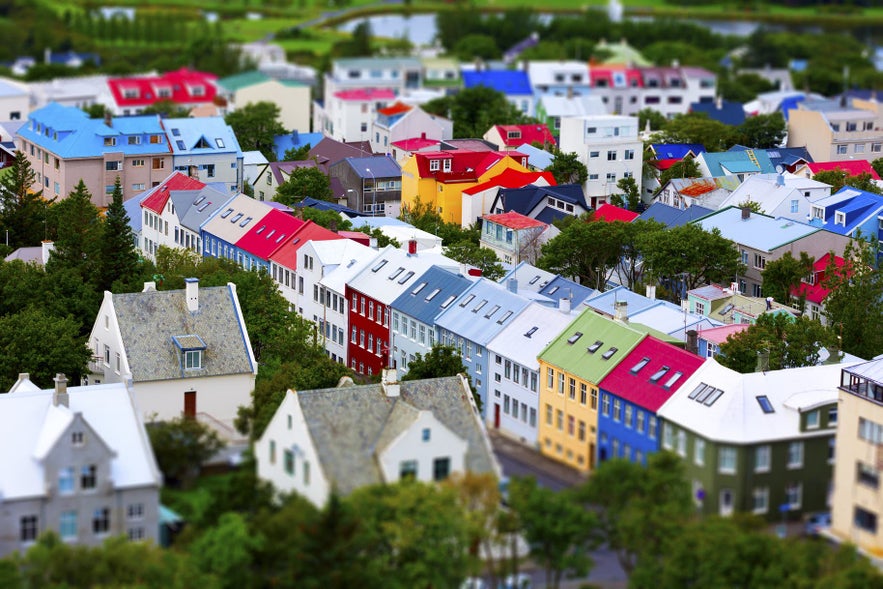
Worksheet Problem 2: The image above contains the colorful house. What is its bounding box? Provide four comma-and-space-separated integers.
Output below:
107, 68, 218, 116
791, 252, 845, 324
482, 124, 556, 151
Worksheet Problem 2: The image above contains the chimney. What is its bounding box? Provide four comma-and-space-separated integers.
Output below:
53, 373, 69, 408
686, 330, 699, 355
645, 284, 656, 300
776, 173, 785, 187
507, 277, 518, 293
41, 240, 54, 265
185, 277, 199, 312
369, 237, 378, 249
104, 110, 112, 128
559, 297, 571, 314
142, 281, 156, 292
381, 367, 400, 398
421, 132, 426, 140
755, 348, 770, 373
715, 95, 722, 110
730, 281, 739, 294
741, 206, 751, 220
467, 267, 483, 277
614, 300, 628, 323
407, 239, 418, 255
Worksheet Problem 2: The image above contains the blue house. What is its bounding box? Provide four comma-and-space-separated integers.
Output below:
728, 145, 812, 171
806, 187, 883, 261
696, 148, 776, 180
490, 183, 591, 223
462, 69, 534, 117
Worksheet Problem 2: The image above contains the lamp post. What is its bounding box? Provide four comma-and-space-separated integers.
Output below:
365, 166, 376, 216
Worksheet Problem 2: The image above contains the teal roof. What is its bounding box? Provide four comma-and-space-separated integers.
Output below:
538, 309, 647, 385
217, 70, 269, 92
702, 149, 775, 177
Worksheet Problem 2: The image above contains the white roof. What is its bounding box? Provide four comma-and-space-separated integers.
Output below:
538, 95, 607, 117
347, 245, 459, 305
657, 359, 857, 444
319, 245, 382, 295
486, 301, 577, 369
0, 380, 161, 501
526, 60, 590, 86
201, 193, 273, 242
309, 237, 373, 267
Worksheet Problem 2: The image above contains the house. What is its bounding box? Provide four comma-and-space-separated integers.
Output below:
480, 211, 555, 265
686, 283, 800, 325
597, 336, 705, 465
489, 183, 590, 224
0, 77, 29, 122
0, 374, 161, 557
252, 159, 320, 202
163, 116, 243, 194
636, 202, 714, 228
527, 61, 592, 100
694, 206, 851, 298
28, 74, 113, 112
804, 187, 883, 260
792, 253, 845, 324
514, 143, 555, 172
421, 57, 461, 94
462, 168, 556, 227
267, 222, 342, 312
234, 209, 308, 273
588, 65, 716, 118
347, 243, 459, 376
557, 115, 642, 209
88, 279, 257, 433
319, 88, 395, 142
215, 70, 312, 134
689, 98, 746, 126
482, 124, 556, 151
389, 135, 441, 164
390, 266, 473, 379
435, 278, 535, 419
534, 94, 606, 134
308, 136, 375, 174
349, 216, 443, 252
242, 150, 269, 195
731, 145, 811, 173
462, 69, 534, 116
830, 357, 883, 555
695, 148, 776, 181
106, 68, 218, 116
794, 159, 880, 181
17, 103, 174, 207
330, 155, 402, 218
787, 97, 883, 163
657, 359, 849, 519
370, 102, 452, 156
654, 176, 741, 211
138, 171, 211, 260
716, 173, 832, 221
486, 300, 579, 444
255, 372, 500, 507
696, 324, 750, 359
400, 149, 531, 227
4, 241, 54, 266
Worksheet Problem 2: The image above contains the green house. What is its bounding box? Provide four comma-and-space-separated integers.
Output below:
657, 358, 845, 521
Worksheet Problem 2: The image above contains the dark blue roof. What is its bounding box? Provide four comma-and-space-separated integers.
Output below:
462, 70, 532, 95
534, 207, 567, 224
296, 197, 367, 217
495, 183, 589, 217
537, 276, 595, 306
650, 143, 706, 160
778, 95, 806, 121
638, 203, 714, 228
390, 266, 473, 325
689, 100, 746, 126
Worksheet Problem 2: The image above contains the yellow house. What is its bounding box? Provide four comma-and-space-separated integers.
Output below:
401, 149, 529, 227
536, 310, 646, 472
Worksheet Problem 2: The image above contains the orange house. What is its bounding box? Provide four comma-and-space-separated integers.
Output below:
401, 149, 530, 227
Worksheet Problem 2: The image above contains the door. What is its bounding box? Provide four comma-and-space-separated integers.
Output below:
720, 489, 734, 516
184, 390, 196, 419
494, 403, 501, 429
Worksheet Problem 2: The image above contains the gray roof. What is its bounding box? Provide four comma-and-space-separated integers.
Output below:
172, 186, 233, 232
113, 284, 255, 382
296, 376, 497, 496
390, 265, 473, 325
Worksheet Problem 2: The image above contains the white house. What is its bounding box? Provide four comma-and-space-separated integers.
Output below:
716, 173, 832, 220
370, 102, 453, 156
255, 371, 501, 507
87, 279, 257, 436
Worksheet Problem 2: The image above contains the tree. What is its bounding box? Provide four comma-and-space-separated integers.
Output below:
736, 112, 786, 149
655, 158, 701, 193
609, 176, 641, 211
45, 180, 103, 281
443, 240, 505, 280
402, 344, 469, 382
717, 313, 836, 373
453, 34, 501, 61
282, 143, 312, 161
423, 85, 528, 139
274, 167, 333, 205
872, 157, 883, 179
650, 112, 740, 152
98, 177, 140, 292
544, 151, 588, 186
82, 103, 109, 119
224, 102, 286, 161
761, 251, 814, 306
190, 513, 260, 589
637, 108, 667, 133
508, 477, 599, 589
0, 150, 49, 248
812, 169, 882, 195
140, 99, 190, 118
146, 416, 224, 488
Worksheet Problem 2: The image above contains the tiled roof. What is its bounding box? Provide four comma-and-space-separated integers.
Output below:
140, 172, 206, 214
484, 211, 546, 230
112, 284, 255, 382
108, 68, 218, 107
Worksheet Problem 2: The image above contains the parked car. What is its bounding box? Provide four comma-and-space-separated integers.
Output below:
499, 573, 531, 589
804, 512, 831, 536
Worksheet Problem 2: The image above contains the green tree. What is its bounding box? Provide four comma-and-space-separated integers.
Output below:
275, 167, 332, 205
735, 112, 786, 149
443, 240, 505, 280
655, 158, 701, 193
812, 169, 882, 195
637, 107, 667, 133
717, 72, 776, 103
141, 99, 190, 118
0, 150, 49, 248
508, 477, 599, 589
146, 416, 224, 488
872, 157, 883, 179
651, 112, 740, 152
453, 34, 501, 61
718, 313, 836, 373
45, 180, 102, 281
609, 176, 641, 211
225, 102, 286, 161
544, 151, 588, 186
761, 251, 814, 306
190, 513, 260, 589
82, 103, 109, 119
352, 224, 400, 249
98, 177, 140, 292
402, 344, 469, 382
423, 85, 528, 139
282, 143, 312, 161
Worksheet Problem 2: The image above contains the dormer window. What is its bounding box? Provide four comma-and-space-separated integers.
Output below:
443, 159, 452, 172
172, 334, 206, 371
507, 130, 521, 140
835, 211, 846, 226
429, 159, 440, 172
811, 206, 824, 220
104, 137, 116, 147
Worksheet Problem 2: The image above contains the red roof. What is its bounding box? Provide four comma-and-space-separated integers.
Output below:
598, 336, 705, 412
235, 209, 306, 260
268, 221, 342, 270
653, 158, 682, 171
695, 324, 750, 345
378, 101, 412, 116
807, 160, 880, 180
462, 168, 556, 195
494, 124, 556, 148
108, 68, 218, 107
590, 66, 643, 88
790, 252, 845, 305
391, 137, 439, 151
338, 231, 371, 246
333, 88, 396, 101
593, 203, 639, 223
413, 150, 526, 183
140, 172, 206, 214
484, 211, 546, 230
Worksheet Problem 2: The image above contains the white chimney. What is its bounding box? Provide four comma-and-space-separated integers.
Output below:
507, 278, 518, 293
185, 278, 199, 312
559, 297, 571, 314
142, 281, 156, 292
41, 241, 54, 265
381, 368, 400, 398
53, 373, 69, 408
614, 300, 628, 323
645, 285, 656, 300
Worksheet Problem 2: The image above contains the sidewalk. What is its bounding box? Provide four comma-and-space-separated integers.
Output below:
488, 429, 588, 488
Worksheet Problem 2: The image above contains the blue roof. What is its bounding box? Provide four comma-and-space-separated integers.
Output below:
582, 285, 660, 318
638, 202, 712, 228
650, 143, 705, 160
124, 190, 148, 233
537, 276, 595, 307
344, 155, 402, 178
296, 196, 366, 217
778, 95, 806, 120
689, 100, 746, 126
390, 266, 473, 325
516, 143, 554, 170
816, 187, 883, 236
534, 206, 568, 224
19, 102, 169, 158
495, 183, 589, 217
728, 145, 812, 168
462, 70, 532, 96
435, 278, 532, 346
165, 117, 242, 156
274, 130, 324, 161
701, 149, 775, 177
694, 207, 819, 251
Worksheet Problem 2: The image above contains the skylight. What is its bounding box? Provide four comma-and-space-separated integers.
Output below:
529, 275, 540, 285
459, 294, 475, 307
441, 295, 456, 308
601, 347, 618, 360
266, 229, 276, 239
425, 288, 441, 301
397, 271, 415, 284
497, 310, 513, 324
372, 260, 388, 272
256, 226, 265, 234
388, 267, 404, 280
412, 282, 427, 295
240, 216, 253, 227
688, 384, 707, 399
649, 366, 670, 383
216, 138, 225, 148
231, 213, 243, 223
484, 304, 500, 318
718, 303, 735, 316
473, 300, 488, 313
587, 341, 603, 353
703, 389, 724, 406
525, 326, 538, 338
176, 140, 186, 150
547, 286, 559, 295
171, 128, 181, 136
567, 332, 584, 345
194, 196, 206, 205
220, 208, 233, 218
756, 395, 775, 414
197, 203, 210, 212
663, 371, 683, 389
276, 234, 286, 243
630, 357, 650, 373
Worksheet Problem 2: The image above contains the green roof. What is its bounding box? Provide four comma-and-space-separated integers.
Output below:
538, 309, 648, 384
217, 70, 270, 92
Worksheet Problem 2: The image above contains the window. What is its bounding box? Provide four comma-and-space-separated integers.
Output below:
624, 149, 635, 160
787, 441, 804, 469
806, 410, 820, 429
92, 507, 110, 535
556, 409, 564, 430
547, 367, 554, 389
400, 460, 418, 480
755, 445, 770, 472
607, 150, 616, 161
786, 482, 802, 509
284, 449, 295, 475
602, 394, 610, 416
676, 429, 686, 457
828, 407, 838, 426
636, 410, 645, 433
569, 378, 576, 400
837, 144, 848, 155
855, 507, 878, 533
580, 383, 587, 405
72, 431, 84, 446
60, 511, 77, 540
429, 159, 440, 171
613, 399, 622, 421
649, 416, 657, 439
857, 461, 880, 489
558, 372, 565, 394
81, 465, 97, 490
718, 446, 736, 474
756, 395, 774, 414
433, 457, 451, 481
422, 428, 431, 442
104, 137, 116, 147
152, 158, 164, 169
546, 404, 552, 425
754, 254, 766, 269
752, 487, 769, 514
184, 350, 202, 370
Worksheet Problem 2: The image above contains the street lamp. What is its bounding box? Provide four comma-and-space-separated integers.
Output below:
365, 166, 376, 216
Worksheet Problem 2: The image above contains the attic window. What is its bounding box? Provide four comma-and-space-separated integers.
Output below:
171, 334, 207, 371
525, 326, 538, 338
663, 371, 683, 389
649, 366, 670, 383
429, 159, 440, 172
388, 267, 404, 280
231, 213, 244, 223
425, 288, 441, 301
473, 300, 488, 313
240, 216, 253, 227
567, 332, 584, 345
630, 357, 650, 373
397, 271, 415, 284
220, 208, 234, 218
195, 137, 211, 149
443, 159, 452, 172
601, 347, 618, 360
529, 275, 540, 285
507, 130, 521, 139
756, 395, 775, 414
176, 140, 186, 150
372, 260, 388, 272
835, 211, 846, 226
441, 295, 456, 308
412, 282, 427, 295
216, 138, 225, 148
459, 294, 475, 307
497, 311, 513, 324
